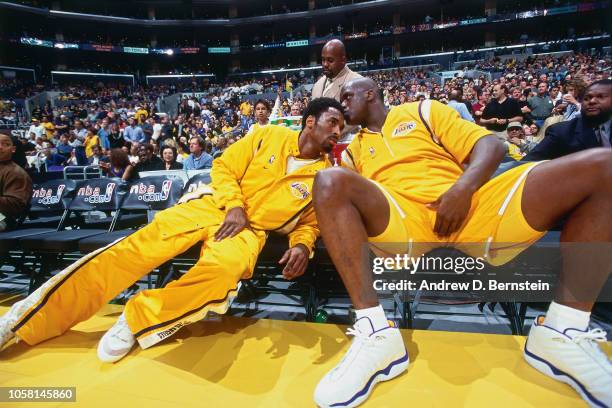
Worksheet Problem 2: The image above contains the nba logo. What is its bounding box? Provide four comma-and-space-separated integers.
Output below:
369, 147, 375, 156
160, 180, 172, 200
269, 155, 275, 164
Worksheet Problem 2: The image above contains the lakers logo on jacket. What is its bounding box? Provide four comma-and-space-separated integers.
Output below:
392, 121, 417, 138
290, 182, 310, 200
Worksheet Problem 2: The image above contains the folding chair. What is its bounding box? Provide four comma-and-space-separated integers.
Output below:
78, 175, 184, 289
18, 178, 126, 292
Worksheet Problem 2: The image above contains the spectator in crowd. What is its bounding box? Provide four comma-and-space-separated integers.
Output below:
140, 117, 153, 143
447, 89, 475, 122
84, 129, 101, 158
46, 133, 73, 167
183, 136, 213, 170
471, 90, 489, 124
88, 145, 110, 166
27, 118, 43, 139
108, 122, 125, 149
524, 80, 611, 160
505, 121, 537, 160
528, 82, 554, 127
97, 118, 111, 151
247, 99, 271, 134
70, 119, 88, 165
512, 88, 530, 115
0, 133, 32, 231
124, 118, 145, 144
100, 148, 134, 180
161, 146, 183, 170
480, 84, 523, 140
212, 137, 228, 159
54, 114, 70, 135
150, 117, 162, 141
132, 144, 164, 179
311, 39, 362, 101
41, 116, 55, 139
239, 100, 252, 130
158, 116, 174, 143
559, 78, 587, 121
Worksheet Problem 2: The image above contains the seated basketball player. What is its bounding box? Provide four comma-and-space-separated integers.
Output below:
312, 78, 611, 408
0, 98, 345, 363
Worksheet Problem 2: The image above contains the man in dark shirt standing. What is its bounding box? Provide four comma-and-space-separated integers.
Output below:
0, 133, 32, 231
481, 84, 523, 141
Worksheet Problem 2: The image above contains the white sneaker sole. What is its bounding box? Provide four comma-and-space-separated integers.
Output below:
315, 351, 409, 408
524, 346, 606, 408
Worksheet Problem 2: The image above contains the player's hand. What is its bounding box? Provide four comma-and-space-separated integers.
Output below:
427, 184, 474, 237
279, 244, 309, 280
215, 207, 249, 241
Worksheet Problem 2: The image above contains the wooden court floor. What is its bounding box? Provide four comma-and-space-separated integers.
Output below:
0, 299, 609, 407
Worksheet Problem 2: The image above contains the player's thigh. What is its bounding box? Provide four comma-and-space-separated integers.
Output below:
314, 167, 390, 237
521, 148, 612, 231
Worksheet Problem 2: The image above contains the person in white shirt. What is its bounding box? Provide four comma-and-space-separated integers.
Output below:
27, 119, 44, 139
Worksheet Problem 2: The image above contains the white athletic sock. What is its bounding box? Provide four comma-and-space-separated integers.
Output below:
543, 301, 590, 333
354, 305, 389, 334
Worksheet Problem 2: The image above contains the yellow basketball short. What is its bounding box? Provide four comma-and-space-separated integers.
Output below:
369, 162, 547, 266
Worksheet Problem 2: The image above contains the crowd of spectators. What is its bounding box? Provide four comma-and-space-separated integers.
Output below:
6, 51, 610, 177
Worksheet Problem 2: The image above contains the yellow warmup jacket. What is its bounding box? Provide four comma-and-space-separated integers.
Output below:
10, 124, 329, 349
211, 124, 329, 254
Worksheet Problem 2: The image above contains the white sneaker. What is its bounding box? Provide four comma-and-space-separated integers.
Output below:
314, 317, 409, 408
524, 316, 612, 408
97, 312, 136, 363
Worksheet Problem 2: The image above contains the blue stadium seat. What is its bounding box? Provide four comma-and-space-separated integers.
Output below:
0, 179, 77, 252
78, 175, 185, 253
20, 178, 126, 253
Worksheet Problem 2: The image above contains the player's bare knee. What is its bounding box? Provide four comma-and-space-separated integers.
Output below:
588, 149, 612, 187
313, 167, 351, 204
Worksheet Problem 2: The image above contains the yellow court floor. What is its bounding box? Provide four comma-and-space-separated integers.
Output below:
0, 301, 610, 408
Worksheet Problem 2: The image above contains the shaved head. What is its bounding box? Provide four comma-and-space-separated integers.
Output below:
340, 78, 384, 126
321, 39, 347, 79
345, 77, 377, 94
322, 39, 346, 58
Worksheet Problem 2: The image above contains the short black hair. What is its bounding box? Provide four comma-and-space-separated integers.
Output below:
301, 97, 344, 130
588, 79, 612, 90
254, 99, 271, 112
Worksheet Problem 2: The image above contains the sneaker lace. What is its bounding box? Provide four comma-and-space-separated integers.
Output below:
346, 327, 370, 341
110, 315, 132, 343
572, 328, 608, 345
572, 328, 611, 365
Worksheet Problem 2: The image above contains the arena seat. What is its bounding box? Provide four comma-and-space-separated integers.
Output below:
0, 179, 77, 252
78, 175, 185, 253
18, 178, 126, 292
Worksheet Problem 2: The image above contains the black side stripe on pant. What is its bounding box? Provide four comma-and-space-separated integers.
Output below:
12, 237, 129, 333
134, 286, 237, 339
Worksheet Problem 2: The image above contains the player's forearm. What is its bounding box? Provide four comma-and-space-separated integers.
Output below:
454, 135, 505, 193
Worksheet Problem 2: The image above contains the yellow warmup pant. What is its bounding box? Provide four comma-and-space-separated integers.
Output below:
10, 196, 266, 349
